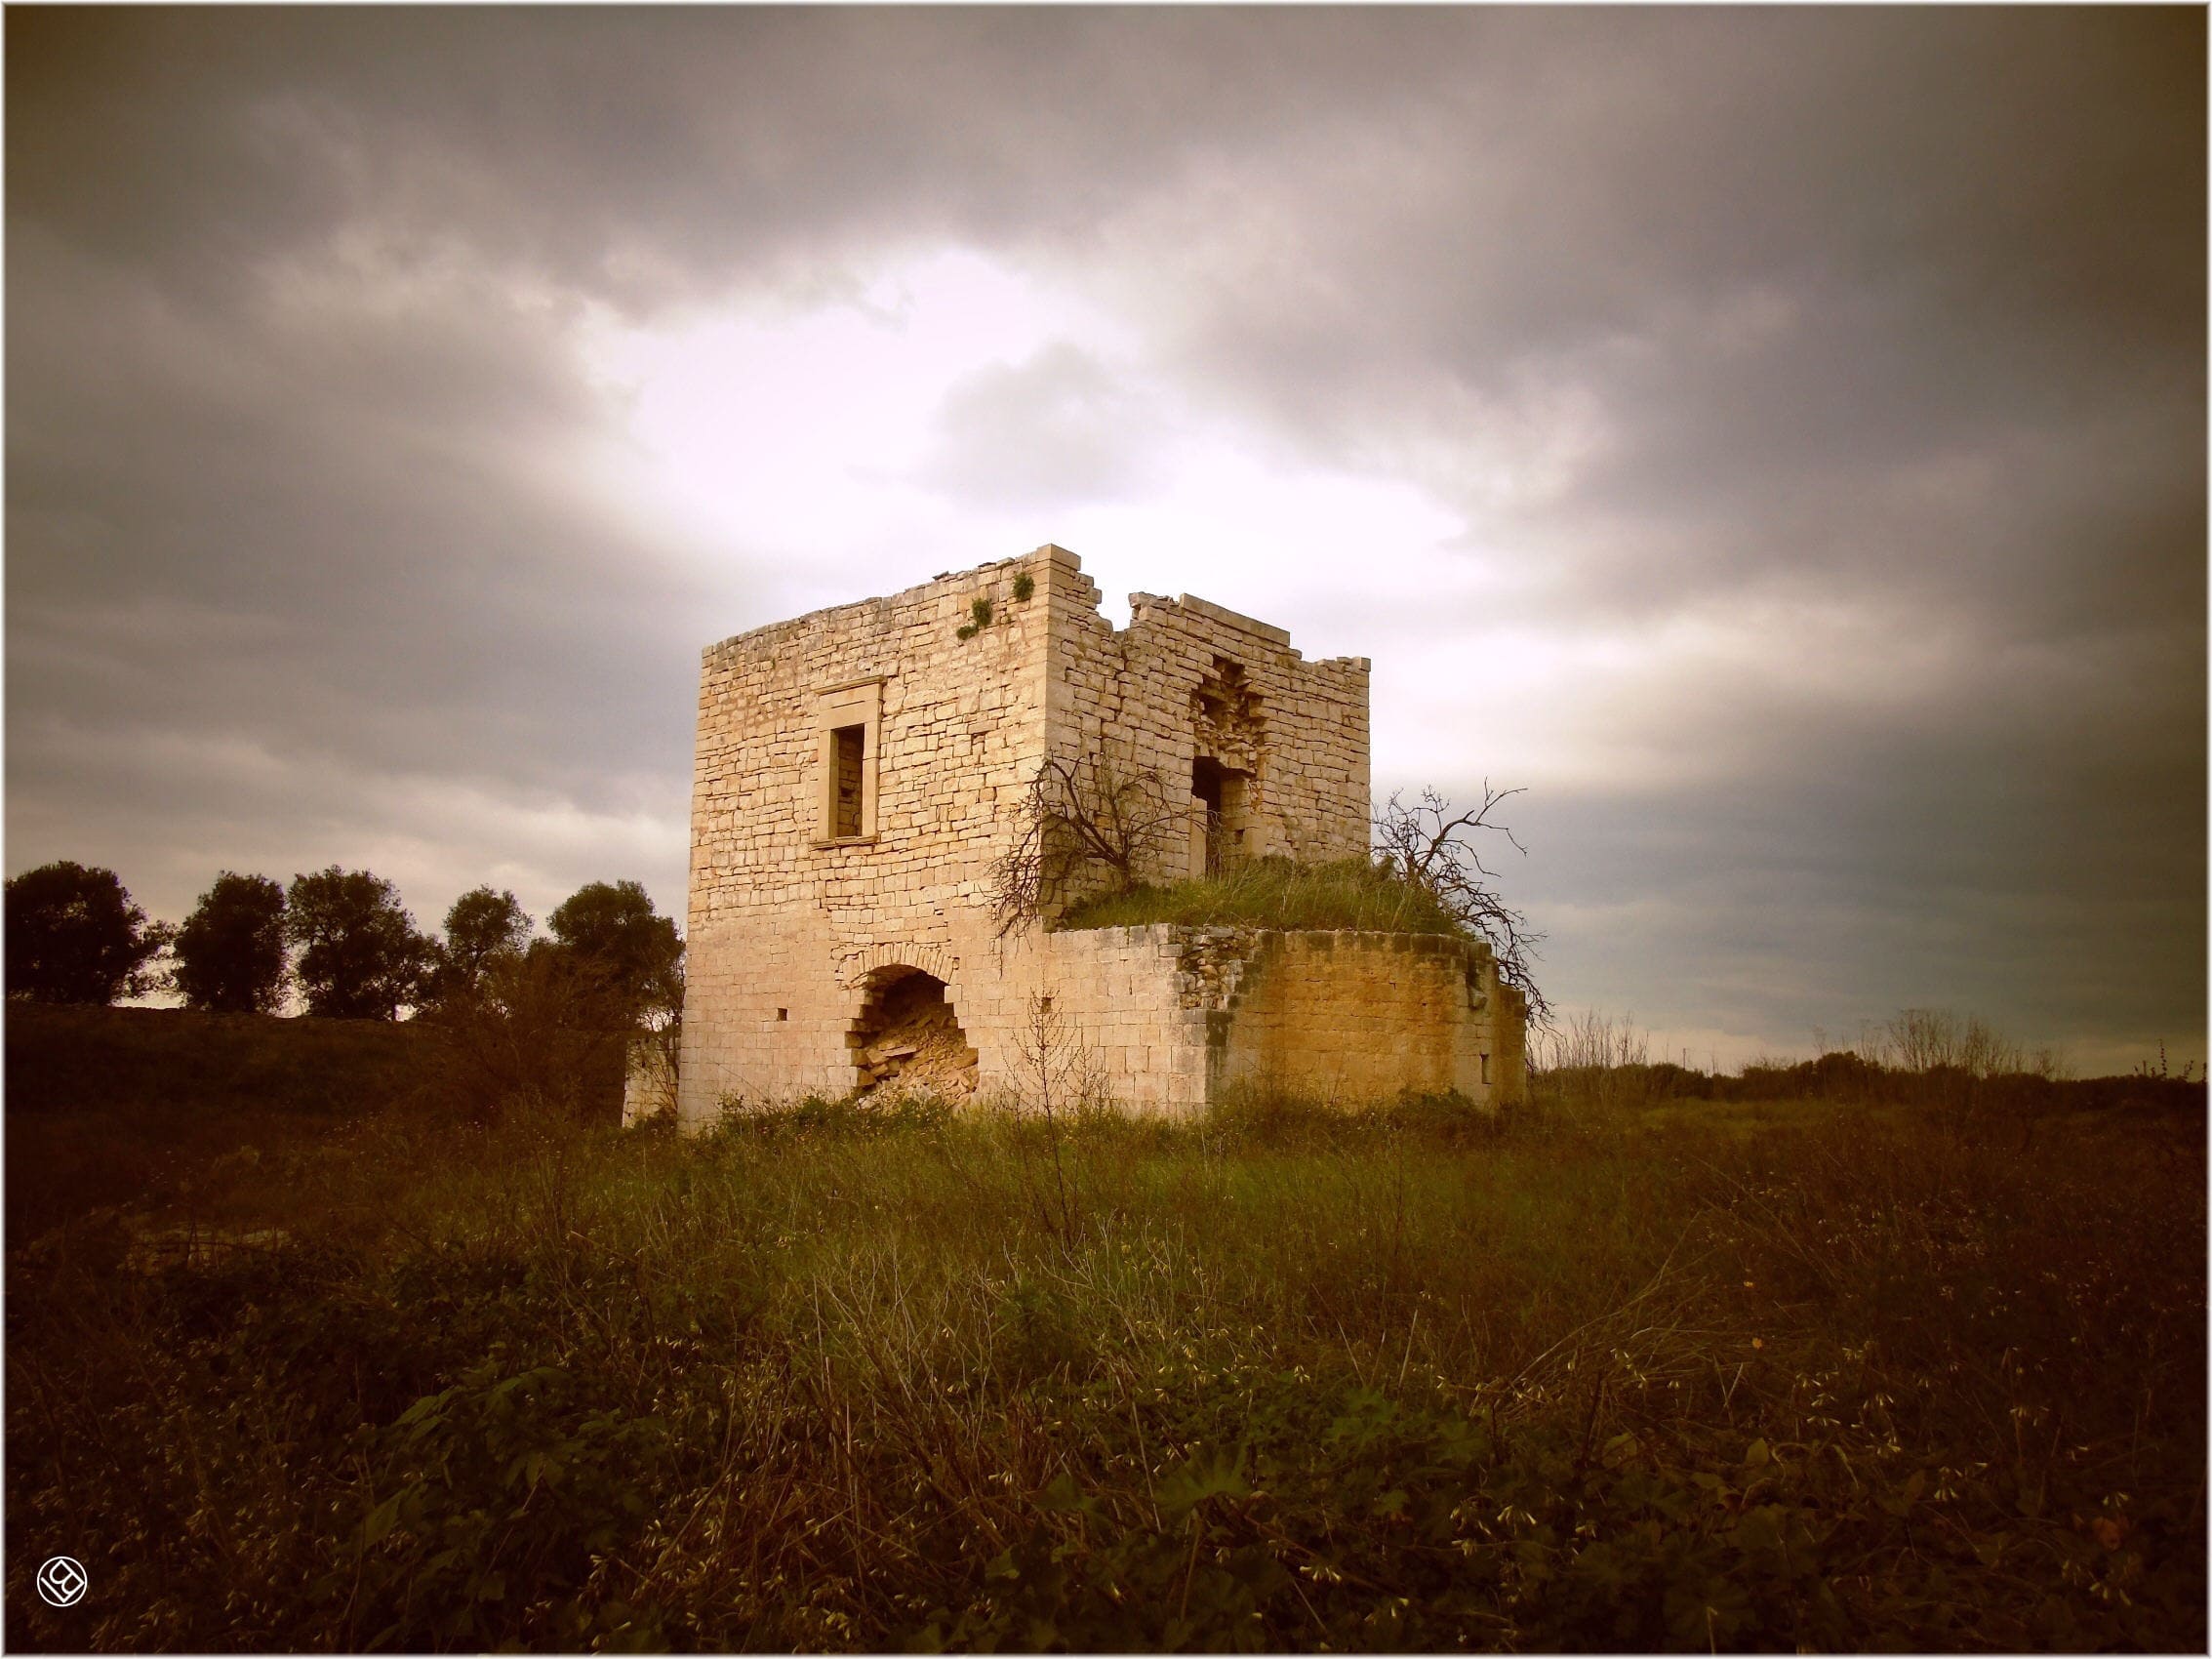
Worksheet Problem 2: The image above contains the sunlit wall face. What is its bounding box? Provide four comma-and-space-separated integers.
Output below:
6, 8, 2202, 1073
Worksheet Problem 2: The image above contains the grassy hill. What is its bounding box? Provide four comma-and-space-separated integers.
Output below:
5, 1003, 442, 1245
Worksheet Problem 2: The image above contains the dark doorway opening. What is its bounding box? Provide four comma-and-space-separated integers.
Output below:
1190, 757, 1248, 874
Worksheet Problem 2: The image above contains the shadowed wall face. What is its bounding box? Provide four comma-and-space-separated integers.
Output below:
1212, 933, 1525, 1106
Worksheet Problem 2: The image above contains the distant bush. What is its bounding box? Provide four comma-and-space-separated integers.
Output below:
416, 945, 629, 1127
1534, 1010, 2209, 1120
1061, 856, 1466, 936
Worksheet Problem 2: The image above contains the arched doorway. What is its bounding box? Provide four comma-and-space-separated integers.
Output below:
846, 966, 978, 1097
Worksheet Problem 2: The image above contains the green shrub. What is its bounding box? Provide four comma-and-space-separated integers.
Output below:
712, 1088, 955, 1141
347, 1359, 676, 1650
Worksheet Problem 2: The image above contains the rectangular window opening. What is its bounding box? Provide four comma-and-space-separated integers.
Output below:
1480, 1053, 1491, 1086
813, 677, 883, 845
831, 724, 865, 837
776, 1007, 789, 1022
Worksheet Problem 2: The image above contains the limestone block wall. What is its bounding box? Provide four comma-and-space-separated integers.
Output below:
1209, 932, 1526, 1105
672, 543, 1502, 1129
622, 1034, 678, 1125
1034, 548, 1370, 895
1020, 925, 1527, 1113
679, 556, 1054, 1119
1030, 927, 1212, 1112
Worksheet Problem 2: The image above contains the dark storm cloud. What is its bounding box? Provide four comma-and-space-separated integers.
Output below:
1047, 11, 2202, 627
7, 8, 1459, 308
1042, 8, 2204, 1064
7, 5, 1487, 925
7, 7, 2200, 1065
7, 222, 701, 800
7, 192, 709, 927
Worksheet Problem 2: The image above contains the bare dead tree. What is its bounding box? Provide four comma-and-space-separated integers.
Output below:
1373, 783, 1551, 1028
991, 752, 1182, 936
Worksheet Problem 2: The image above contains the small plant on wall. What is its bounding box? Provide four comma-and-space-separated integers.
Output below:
955, 596, 993, 640
1012, 572, 1034, 602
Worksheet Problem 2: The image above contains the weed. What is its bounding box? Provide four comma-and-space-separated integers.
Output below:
957, 596, 994, 640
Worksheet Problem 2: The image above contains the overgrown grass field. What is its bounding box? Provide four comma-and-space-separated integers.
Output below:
4, 1005, 439, 1248
6, 1040, 2203, 1650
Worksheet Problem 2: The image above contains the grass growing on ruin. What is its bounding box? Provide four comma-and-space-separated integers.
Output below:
1061, 855, 1465, 936
7, 1068, 2203, 1653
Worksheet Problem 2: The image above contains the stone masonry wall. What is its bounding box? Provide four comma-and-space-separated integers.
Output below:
675, 544, 1489, 1126
1211, 931, 1526, 1104
678, 556, 1052, 1119
1019, 925, 1526, 1113
622, 1034, 678, 1125
1035, 548, 1369, 895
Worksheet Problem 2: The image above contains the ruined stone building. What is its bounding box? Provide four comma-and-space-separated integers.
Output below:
659, 545, 1526, 1126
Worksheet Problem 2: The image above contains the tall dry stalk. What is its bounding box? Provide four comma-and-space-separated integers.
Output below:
1007, 992, 1090, 1244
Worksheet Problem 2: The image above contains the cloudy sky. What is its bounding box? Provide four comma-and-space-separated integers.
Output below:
8, 7, 2203, 1072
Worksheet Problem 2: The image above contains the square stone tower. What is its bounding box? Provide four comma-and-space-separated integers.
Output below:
672, 544, 1524, 1124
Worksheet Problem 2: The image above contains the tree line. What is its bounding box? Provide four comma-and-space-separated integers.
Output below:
3, 860, 681, 1032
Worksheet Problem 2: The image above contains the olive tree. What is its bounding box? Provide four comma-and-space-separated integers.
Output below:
172, 871, 289, 1013
546, 879, 683, 1029
425, 886, 533, 1007
4, 861, 170, 1005
285, 867, 433, 1019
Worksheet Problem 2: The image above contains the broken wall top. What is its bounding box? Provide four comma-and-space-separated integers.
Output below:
701, 544, 1369, 676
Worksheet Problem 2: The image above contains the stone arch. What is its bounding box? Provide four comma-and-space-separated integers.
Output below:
837, 938, 959, 991
844, 962, 978, 1097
